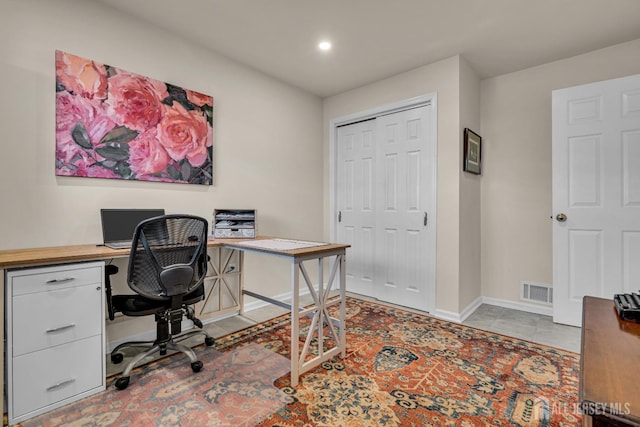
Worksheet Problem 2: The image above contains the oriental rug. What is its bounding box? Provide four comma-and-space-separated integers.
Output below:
20, 298, 581, 426
21, 344, 290, 427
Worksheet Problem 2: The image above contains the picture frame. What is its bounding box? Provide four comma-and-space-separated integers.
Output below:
463, 128, 482, 175
55, 50, 214, 185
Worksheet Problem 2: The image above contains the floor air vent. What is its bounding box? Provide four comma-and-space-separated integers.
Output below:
521, 281, 553, 304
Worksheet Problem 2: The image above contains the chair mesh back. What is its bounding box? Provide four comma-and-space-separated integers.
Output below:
127, 215, 208, 300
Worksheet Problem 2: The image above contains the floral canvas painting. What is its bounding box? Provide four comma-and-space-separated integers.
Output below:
55, 50, 213, 185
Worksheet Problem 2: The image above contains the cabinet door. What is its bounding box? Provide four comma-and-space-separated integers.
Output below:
336, 105, 436, 312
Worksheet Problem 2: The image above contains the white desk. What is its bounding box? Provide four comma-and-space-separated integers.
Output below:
224, 238, 347, 386
0, 236, 349, 413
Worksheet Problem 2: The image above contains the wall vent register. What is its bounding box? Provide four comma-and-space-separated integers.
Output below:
520, 281, 553, 305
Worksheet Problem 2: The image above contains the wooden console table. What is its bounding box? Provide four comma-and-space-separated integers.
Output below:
580, 296, 640, 426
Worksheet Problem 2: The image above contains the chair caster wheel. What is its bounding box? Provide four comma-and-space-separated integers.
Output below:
205, 336, 215, 346
111, 352, 124, 364
115, 376, 130, 390
191, 361, 203, 372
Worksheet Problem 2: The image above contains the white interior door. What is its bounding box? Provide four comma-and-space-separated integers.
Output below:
336, 104, 435, 312
374, 107, 434, 309
552, 73, 640, 326
337, 119, 377, 297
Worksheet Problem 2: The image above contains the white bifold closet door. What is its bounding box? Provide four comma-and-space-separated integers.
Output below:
336, 105, 435, 312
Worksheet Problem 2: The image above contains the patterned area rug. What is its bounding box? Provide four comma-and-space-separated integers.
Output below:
20, 344, 290, 426
220, 298, 581, 426
20, 298, 581, 426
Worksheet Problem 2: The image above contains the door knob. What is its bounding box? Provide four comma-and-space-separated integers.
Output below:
556, 213, 567, 222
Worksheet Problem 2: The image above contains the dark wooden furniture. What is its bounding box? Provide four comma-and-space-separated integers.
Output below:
580, 296, 640, 426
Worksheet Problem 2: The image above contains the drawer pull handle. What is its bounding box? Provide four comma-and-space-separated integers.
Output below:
46, 378, 76, 392
46, 277, 76, 284
45, 323, 76, 333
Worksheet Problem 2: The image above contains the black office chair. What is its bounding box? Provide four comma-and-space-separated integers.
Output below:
105, 214, 214, 390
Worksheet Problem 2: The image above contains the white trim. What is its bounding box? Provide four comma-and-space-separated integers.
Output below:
431, 295, 553, 324
431, 296, 483, 323
461, 296, 484, 321
431, 309, 463, 323
329, 94, 437, 128
481, 296, 553, 316
328, 93, 438, 312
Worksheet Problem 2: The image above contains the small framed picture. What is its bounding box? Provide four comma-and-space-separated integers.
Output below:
463, 128, 482, 175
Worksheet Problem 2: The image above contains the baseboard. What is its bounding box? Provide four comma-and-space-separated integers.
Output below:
481, 296, 553, 316
431, 296, 483, 323
430, 295, 552, 324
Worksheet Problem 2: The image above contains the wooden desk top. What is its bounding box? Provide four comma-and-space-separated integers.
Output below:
221, 238, 350, 258
0, 237, 349, 269
580, 296, 640, 425
0, 244, 133, 269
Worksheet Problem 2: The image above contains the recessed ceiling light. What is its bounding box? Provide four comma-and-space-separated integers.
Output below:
318, 41, 332, 51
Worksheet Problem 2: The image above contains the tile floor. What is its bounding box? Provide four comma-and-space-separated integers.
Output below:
106, 294, 581, 376
462, 303, 582, 353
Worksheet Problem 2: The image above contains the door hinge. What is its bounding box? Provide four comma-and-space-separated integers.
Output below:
424, 212, 428, 226
338, 211, 342, 222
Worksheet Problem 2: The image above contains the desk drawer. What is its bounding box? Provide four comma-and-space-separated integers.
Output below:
11, 283, 103, 356
11, 335, 104, 421
11, 263, 103, 296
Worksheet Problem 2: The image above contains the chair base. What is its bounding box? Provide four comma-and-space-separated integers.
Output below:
111, 329, 214, 390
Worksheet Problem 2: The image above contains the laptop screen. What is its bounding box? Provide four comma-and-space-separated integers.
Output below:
100, 209, 165, 244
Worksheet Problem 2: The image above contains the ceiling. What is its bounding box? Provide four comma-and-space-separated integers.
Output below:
96, 0, 640, 97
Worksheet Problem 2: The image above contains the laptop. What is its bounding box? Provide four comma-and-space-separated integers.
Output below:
100, 209, 165, 249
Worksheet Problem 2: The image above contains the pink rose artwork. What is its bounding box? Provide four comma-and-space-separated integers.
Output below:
158, 103, 211, 167
55, 50, 213, 185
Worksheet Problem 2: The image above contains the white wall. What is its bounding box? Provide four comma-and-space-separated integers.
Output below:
481, 38, 640, 303
0, 0, 323, 339
324, 38, 640, 316
458, 57, 482, 311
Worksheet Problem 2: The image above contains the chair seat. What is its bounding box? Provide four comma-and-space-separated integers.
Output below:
112, 285, 205, 317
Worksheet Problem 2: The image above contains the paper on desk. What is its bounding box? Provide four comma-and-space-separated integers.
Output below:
232, 238, 329, 251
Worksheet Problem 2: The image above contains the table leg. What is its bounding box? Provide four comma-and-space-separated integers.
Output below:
291, 252, 346, 386
0, 269, 4, 417
238, 251, 245, 315
339, 253, 346, 358
236, 248, 346, 388
290, 260, 300, 386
